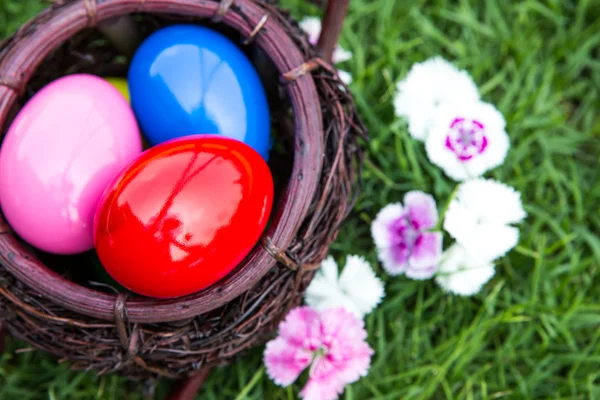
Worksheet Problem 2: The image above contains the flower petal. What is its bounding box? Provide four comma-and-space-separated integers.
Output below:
305, 256, 382, 317
435, 244, 495, 296
425, 127, 471, 181
315, 292, 363, 317
376, 247, 408, 276
403, 191, 439, 230
400, 100, 435, 141
444, 180, 522, 261
319, 256, 340, 283
405, 264, 438, 280
425, 102, 509, 181
264, 337, 313, 387
455, 179, 526, 225
371, 204, 409, 275
462, 223, 520, 261
337, 69, 353, 85
394, 57, 480, 141
299, 17, 322, 45
443, 199, 479, 244
461, 130, 509, 179
406, 232, 443, 279
304, 279, 347, 313
278, 307, 323, 351
265, 307, 373, 396
411, 232, 443, 266
300, 370, 345, 400
320, 308, 368, 346
336, 341, 374, 384
333, 47, 353, 64
319, 308, 374, 384
459, 107, 509, 179
371, 203, 404, 248
338, 255, 385, 317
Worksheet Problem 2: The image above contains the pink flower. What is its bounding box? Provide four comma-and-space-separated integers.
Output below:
371, 191, 443, 279
264, 307, 373, 400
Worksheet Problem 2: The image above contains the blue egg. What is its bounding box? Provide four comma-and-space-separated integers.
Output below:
128, 24, 271, 159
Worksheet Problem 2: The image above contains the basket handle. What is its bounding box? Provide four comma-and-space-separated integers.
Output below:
41, 0, 349, 63
317, 0, 350, 62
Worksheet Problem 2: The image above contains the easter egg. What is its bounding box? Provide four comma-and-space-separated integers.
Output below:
105, 77, 130, 102
128, 24, 271, 159
94, 135, 274, 298
103, 77, 152, 150
0, 74, 143, 254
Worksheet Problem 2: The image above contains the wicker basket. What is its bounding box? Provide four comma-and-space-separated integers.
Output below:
0, 0, 366, 390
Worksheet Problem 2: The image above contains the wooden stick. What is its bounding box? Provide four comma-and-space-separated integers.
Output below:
166, 367, 214, 400
317, 0, 350, 63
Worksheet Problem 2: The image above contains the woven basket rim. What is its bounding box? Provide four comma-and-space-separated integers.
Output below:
0, 0, 324, 323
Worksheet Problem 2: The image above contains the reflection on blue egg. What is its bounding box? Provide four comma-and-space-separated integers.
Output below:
128, 24, 271, 159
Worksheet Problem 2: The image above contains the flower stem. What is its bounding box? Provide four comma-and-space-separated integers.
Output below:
436, 184, 459, 231
308, 349, 326, 377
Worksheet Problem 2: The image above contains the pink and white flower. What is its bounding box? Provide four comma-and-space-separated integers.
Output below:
394, 57, 480, 141
305, 255, 385, 318
264, 307, 373, 400
444, 179, 526, 262
371, 191, 443, 279
425, 101, 509, 181
435, 243, 496, 296
300, 17, 353, 84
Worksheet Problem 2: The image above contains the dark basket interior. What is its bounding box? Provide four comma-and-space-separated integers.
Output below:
5, 14, 297, 294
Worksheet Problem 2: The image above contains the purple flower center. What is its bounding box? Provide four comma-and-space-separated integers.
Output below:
445, 117, 488, 161
388, 215, 422, 265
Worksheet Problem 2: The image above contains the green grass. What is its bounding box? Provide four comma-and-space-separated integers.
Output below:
2, 0, 600, 398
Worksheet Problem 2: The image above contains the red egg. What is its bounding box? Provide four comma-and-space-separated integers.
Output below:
93, 135, 274, 298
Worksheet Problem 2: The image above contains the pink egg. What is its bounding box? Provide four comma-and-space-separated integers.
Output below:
0, 74, 142, 254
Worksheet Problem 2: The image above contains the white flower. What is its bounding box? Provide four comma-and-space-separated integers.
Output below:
333, 47, 353, 64
299, 16, 353, 84
444, 179, 526, 262
425, 101, 509, 181
435, 244, 495, 296
299, 17, 323, 46
394, 57, 480, 141
337, 70, 353, 85
305, 255, 384, 318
